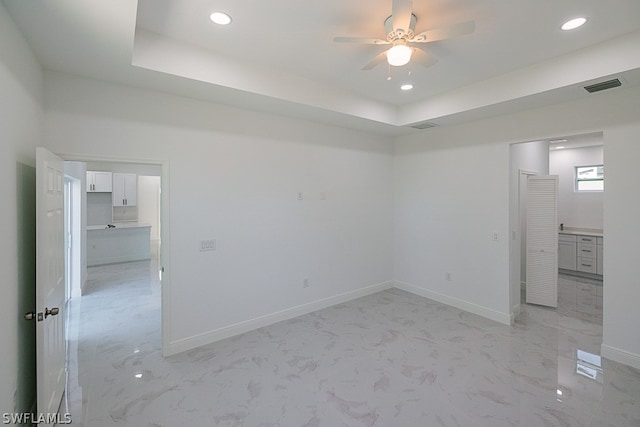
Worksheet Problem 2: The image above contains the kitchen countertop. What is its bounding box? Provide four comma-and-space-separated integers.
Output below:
559, 228, 603, 238
87, 222, 151, 231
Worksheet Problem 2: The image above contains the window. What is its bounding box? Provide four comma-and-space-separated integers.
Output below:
575, 165, 604, 191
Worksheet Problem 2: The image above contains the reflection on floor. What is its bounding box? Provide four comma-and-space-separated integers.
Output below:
557, 273, 603, 323
522, 273, 603, 323
65, 261, 640, 426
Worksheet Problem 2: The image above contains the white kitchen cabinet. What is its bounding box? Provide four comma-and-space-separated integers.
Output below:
112, 173, 137, 206
558, 232, 603, 276
578, 242, 596, 260
86, 171, 112, 192
576, 235, 596, 245
596, 237, 604, 275
558, 235, 577, 270
577, 257, 597, 274
87, 223, 151, 266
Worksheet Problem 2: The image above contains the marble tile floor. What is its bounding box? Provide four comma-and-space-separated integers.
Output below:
522, 273, 604, 324
64, 260, 640, 427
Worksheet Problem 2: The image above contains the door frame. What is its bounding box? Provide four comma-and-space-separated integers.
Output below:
57, 152, 171, 355
64, 176, 82, 300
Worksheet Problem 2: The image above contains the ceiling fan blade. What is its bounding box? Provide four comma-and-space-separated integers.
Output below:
333, 36, 389, 45
392, 0, 413, 33
411, 48, 438, 68
411, 20, 475, 43
362, 51, 389, 70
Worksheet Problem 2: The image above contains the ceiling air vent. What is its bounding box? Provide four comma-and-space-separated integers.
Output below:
410, 121, 439, 130
584, 78, 622, 93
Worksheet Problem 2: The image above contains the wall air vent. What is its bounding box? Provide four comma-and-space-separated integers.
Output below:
584, 79, 622, 93
410, 121, 439, 130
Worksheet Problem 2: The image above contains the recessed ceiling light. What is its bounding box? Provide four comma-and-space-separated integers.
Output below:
400, 84, 414, 91
210, 12, 232, 26
554, 146, 566, 150
561, 17, 587, 31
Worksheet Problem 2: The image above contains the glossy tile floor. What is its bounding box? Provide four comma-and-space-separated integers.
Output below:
64, 255, 640, 426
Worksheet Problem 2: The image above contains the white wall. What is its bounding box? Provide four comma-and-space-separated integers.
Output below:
394, 84, 640, 369
0, 2, 42, 415
394, 136, 511, 324
87, 193, 113, 225
138, 176, 161, 241
602, 125, 640, 368
550, 144, 604, 230
43, 71, 395, 354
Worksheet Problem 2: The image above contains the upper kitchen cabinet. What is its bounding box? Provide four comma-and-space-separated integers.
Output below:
87, 171, 113, 192
112, 173, 137, 206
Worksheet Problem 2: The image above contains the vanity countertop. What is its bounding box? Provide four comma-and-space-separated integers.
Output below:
559, 228, 603, 238
87, 222, 151, 231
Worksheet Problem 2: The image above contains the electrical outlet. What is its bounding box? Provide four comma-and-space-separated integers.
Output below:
445, 272, 452, 282
492, 231, 499, 241
199, 239, 216, 252
303, 278, 310, 288
297, 192, 304, 201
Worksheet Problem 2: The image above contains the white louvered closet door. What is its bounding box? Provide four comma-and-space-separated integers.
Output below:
526, 175, 559, 307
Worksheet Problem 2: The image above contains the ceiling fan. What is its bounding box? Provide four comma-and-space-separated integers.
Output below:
333, 0, 475, 70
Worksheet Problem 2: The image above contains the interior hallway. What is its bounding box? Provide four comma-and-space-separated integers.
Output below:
64, 255, 640, 426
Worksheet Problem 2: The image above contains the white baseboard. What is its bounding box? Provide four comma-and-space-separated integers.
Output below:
165, 280, 394, 356
87, 254, 151, 267
511, 304, 521, 325
601, 344, 640, 370
394, 280, 512, 326
165, 279, 516, 356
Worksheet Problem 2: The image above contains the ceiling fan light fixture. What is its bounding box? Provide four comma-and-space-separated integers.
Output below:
210, 12, 232, 26
387, 43, 412, 67
561, 17, 587, 31
400, 84, 414, 91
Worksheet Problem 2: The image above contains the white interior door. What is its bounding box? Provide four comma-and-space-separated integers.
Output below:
526, 175, 558, 307
35, 147, 66, 422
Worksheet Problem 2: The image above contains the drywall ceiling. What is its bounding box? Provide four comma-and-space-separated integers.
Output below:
4, 0, 640, 134
548, 132, 603, 151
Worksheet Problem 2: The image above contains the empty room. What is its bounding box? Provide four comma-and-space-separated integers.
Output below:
2, 0, 640, 426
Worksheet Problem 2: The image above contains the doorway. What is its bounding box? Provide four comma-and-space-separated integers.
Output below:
60, 156, 169, 418
510, 133, 605, 318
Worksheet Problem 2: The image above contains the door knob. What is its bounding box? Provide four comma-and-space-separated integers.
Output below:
44, 307, 59, 318
24, 312, 36, 321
